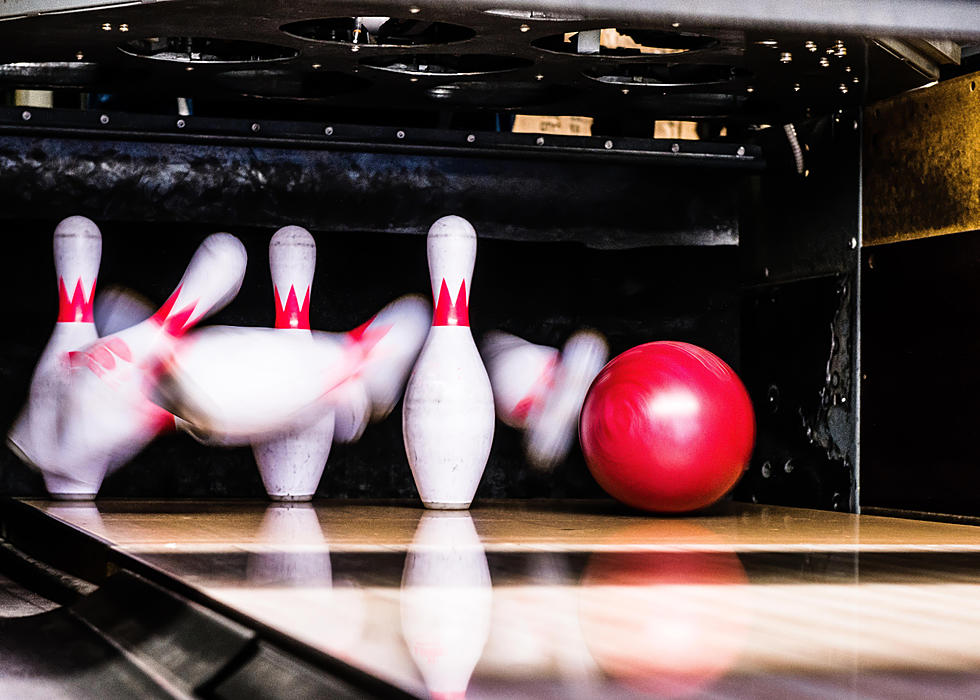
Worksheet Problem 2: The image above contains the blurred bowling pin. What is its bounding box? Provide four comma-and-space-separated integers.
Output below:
403, 216, 494, 510
252, 226, 335, 501
401, 512, 492, 700
94, 285, 154, 337
7, 216, 101, 496
157, 294, 429, 445
483, 330, 607, 470
54, 233, 247, 498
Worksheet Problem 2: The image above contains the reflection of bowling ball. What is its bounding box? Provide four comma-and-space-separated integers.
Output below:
578, 522, 749, 698
579, 342, 755, 512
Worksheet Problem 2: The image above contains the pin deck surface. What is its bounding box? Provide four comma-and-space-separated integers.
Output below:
11, 499, 980, 698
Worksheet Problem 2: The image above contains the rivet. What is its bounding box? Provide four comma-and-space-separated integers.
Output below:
396, 130, 406, 139
409, 6, 421, 13
736, 145, 746, 156
466, 134, 476, 143
603, 140, 613, 149
780, 52, 792, 63
761, 461, 772, 478
176, 119, 186, 129
324, 126, 334, 136
99, 114, 109, 125
101, 23, 112, 31
849, 237, 857, 249
671, 142, 680, 153
535, 136, 545, 145
21, 110, 31, 121
119, 23, 129, 32
519, 23, 530, 32
251, 123, 260, 132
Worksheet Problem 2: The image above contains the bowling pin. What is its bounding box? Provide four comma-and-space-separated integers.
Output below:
7, 216, 101, 496
483, 330, 607, 470
252, 226, 335, 502
401, 511, 492, 700
158, 294, 430, 445
402, 216, 495, 510
52, 233, 247, 498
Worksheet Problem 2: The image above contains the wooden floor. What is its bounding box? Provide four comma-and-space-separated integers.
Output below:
23, 499, 980, 699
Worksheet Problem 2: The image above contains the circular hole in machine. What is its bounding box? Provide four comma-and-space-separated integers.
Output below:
281, 17, 474, 45
359, 54, 532, 76
119, 37, 297, 64
533, 28, 718, 57
426, 81, 573, 108
585, 63, 748, 89
213, 69, 370, 99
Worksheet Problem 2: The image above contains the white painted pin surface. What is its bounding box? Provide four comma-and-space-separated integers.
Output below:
402, 215, 494, 510
253, 226, 335, 502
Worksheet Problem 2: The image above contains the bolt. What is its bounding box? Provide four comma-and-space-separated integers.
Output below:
324, 126, 334, 136
671, 143, 680, 153
736, 145, 746, 157
21, 110, 30, 121
100, 114, 109, 125
603, 140, 613, 150
396, 130, 406, 139
176, 119, 186, 129
535, 136, 545, 146
251, 123, 260, 132
466, 134, 476, 143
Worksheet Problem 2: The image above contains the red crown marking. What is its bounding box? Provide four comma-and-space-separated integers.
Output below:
345, 314, 393, 369
57, 277, 95, 323
150, 285, 199, 337
432, 279, 469, 327
274, 285, 311, 330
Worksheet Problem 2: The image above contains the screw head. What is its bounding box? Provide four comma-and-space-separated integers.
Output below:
99, 114, 109, 125
251, 123, 260, 132
603, 140, 613, 150
176, 119, 186, 129
324, 126, 334, 136
736, 145, 746, 156
21, 110, 31, 121
535, 136, 545, 146
396, 130, 406, 139
671, 143, 680, 153
466, 134, 476, 143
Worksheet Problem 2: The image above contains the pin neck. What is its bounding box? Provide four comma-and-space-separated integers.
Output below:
150, 284, 198, 337
57, 277, 95, 323
274, 285, 311, 330
432, 279, 469, 327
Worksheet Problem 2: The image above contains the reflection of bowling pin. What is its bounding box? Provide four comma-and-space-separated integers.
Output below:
8, 216, 101, 496
483, 329, 607, 470
54, 233, 247, 498
252, 227, 335, 501
401, 511, 492, 699
403, 216, 494, 510
247, 502, 332, 586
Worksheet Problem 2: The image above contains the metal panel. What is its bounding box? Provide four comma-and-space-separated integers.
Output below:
864, 70, 980, 246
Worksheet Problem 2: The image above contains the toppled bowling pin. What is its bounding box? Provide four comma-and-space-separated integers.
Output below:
8, 216, 101, 497
401, 512, 492, 700
53, 233, 247, 498
483, 329, 608, 470
157, 294, 430, 445
252, 226, 336, 501
403, 216, 495, 510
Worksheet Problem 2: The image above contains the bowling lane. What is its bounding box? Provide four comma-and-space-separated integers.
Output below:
24, 499, 980, 699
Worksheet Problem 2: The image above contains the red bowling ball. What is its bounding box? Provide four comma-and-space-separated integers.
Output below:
579, 342, 755, 512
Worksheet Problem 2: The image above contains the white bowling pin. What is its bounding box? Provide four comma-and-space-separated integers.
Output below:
481, 331, 559, 430
52, 233, 247, 498
401, 511, 492, 700
8, 216, 101, 496
252, 226, 335, 502
402, 216, 495, 510
345, 295, 431, 423
525, 330, 607, 470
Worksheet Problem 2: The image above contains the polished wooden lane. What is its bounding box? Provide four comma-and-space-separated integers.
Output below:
25, 500, 980, 699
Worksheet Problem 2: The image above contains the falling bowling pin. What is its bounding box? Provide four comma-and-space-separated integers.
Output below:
403, 215, 494, 510
55, 232, 247, 498
7, 216, 101, 497
252, 226, 335, 501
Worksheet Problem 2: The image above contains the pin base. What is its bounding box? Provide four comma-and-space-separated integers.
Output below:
48, 492, 98, 501
268, 494, 314, 502
422, 501, 472, 510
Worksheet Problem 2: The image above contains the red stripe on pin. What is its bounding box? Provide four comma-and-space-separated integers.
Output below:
57, 277, 95, 323
150, 285, 199, 336
432, 279, 469, 327
274, 285, 311, 330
